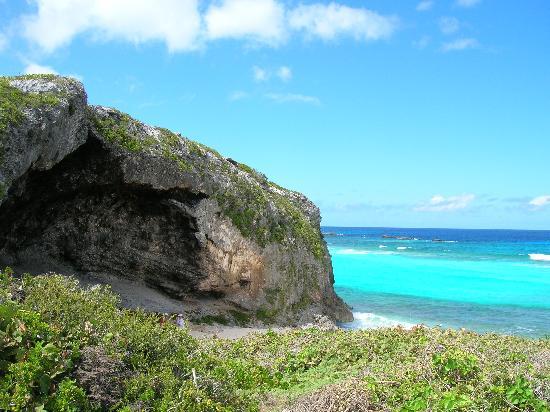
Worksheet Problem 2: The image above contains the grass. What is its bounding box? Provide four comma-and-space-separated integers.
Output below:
1, 268, 548, 411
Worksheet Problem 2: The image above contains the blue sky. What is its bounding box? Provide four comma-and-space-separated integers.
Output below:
1, 0, 549, 229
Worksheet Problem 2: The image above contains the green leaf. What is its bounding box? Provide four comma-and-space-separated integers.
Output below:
38, 374, 51, 394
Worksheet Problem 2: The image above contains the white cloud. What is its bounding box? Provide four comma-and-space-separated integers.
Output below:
19, 0, 399, 53
288, 3, 398, 42
252, 66, 269, 82
413, 35, 430, 49
441, 37, 478, 52
205, 0, 286, 45
416, 1, 434, 12
439, 17, 460, 35
252, 65, 292, 82
23, 63, 58, 75
265, 93, 320, 105
23, 62, 84, 81
456, 0, 481, 7
415, 194, 475, 212
529, 195, 550, 208
228, 90, 249, 101
277, 66, 292, 82
21, 0, 202, 53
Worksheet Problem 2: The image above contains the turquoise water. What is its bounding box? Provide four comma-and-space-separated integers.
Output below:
324, 227, 550, 337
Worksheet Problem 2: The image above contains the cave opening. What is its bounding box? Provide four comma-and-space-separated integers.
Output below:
0, 134, 207, 299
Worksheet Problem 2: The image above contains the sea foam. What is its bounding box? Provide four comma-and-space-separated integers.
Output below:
529, 253, 550, 262
347, 312, 416, 330
337, 249, 369, 255
336, 249, 396, 256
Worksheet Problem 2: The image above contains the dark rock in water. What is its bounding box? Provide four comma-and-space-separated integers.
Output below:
0, 75, 352, 324
382, 234, 413, 240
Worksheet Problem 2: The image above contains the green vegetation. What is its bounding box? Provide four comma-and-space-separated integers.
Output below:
0, 74, 322, 259
89, 105, 323, 258
272, 194, 324, 259
228, 310, 252, 327
192, 314, 230, 326
90, 108, 218, 175
236, 162, 256, 175
91, 111, 194, 171
90, 109, 154, 153
157, 128, 192, 171
255, 308, 279, 324
0, 76, 65, 163
215, 174, 324, 259
1, 269, 548, 411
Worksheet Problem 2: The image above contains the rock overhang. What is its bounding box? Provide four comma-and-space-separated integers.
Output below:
0, 74, 352, 324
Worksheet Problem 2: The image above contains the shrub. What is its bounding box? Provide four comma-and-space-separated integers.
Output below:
0, 301, 84, 411
432, 348, 479, 383
73, 345, 130, 409
501, 377, 548, 411
1, 271, 549, 411
46, 378, 90, 412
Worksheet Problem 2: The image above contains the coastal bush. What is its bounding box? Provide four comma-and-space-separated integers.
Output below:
0, 301, 87, 411
497, 376, 548, 411
432, 348, 479, 383
1, 271, 548, 411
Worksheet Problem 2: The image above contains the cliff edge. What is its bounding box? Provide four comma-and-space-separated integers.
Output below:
0, 74, 352, 324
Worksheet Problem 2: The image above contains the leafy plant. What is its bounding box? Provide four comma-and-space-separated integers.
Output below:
433, 348, 479, 383
505, 377, 548, 411
0, 302, 83, 411
1, 271, 549, 411
438, 391, 473, 411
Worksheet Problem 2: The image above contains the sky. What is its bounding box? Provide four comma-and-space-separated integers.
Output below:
1, 0, 549, 229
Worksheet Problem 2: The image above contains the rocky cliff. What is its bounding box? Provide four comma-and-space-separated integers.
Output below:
0, 74, 351, 324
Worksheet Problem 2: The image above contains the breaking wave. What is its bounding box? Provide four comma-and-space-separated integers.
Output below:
347, 312, 416, 329
529, 254, 550, 262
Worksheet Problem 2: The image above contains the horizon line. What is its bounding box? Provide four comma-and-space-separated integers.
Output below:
321, 225, 550, 232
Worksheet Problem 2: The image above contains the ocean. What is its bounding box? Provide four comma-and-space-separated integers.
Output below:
323, 227, 550, 338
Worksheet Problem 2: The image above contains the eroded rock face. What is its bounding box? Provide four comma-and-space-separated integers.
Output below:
0, 75, 352, 324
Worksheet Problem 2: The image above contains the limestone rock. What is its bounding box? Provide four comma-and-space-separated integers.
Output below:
0, 75, 352, 324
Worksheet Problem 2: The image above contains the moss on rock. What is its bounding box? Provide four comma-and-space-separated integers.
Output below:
0, 76, 64, 163
0, 74, 349, 325
89, 106, 325, 259
91, 108, 153, 153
